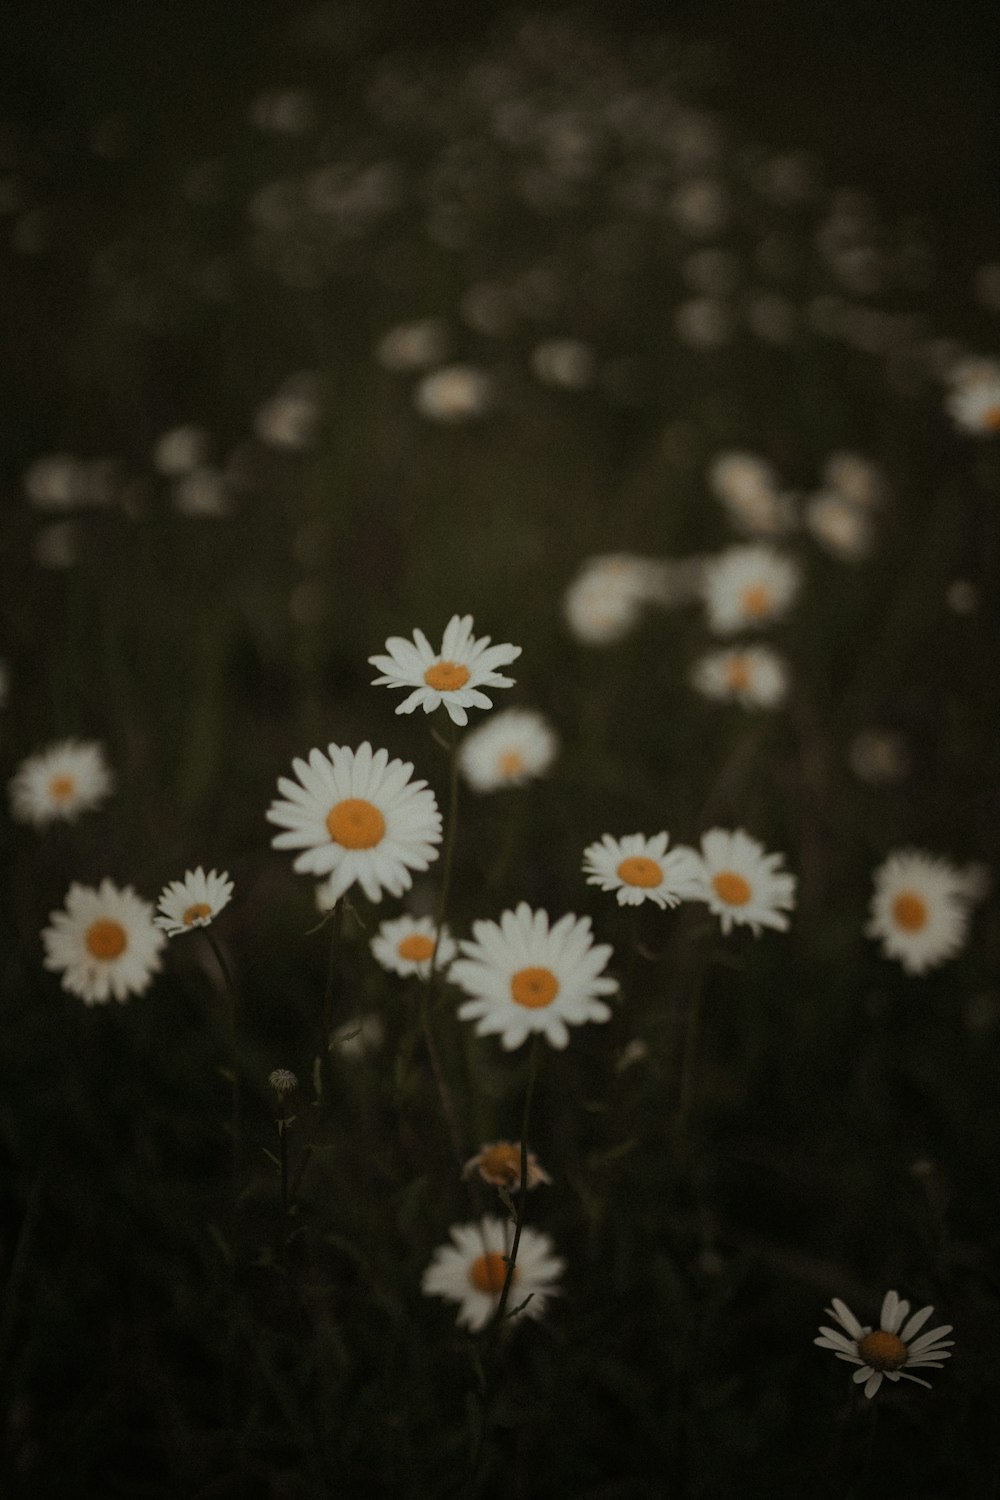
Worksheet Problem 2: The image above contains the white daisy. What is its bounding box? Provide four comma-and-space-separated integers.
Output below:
374, 318, 450, 372
369, 615, 521, 728
421, 1216, 564, 1331
692, 828, 796, 935
449, 903, 618, 1051
805, 491, 875, 562
945, 359, 1000, 435
41, 878, 165, 1005
691, 645, 789, 708
152, 425, 210, 476
462, 1141, 552, 1190
458, 708, 558, 793
267, 742, 442, 905
155, 867, 234, 937
413, 364, 494, 422
707, 452, 796, 536
866, 849, 975, 975
563, 554, 671, 645
701, 545, 801, 635
815, 1289, 954, 1398
582, 832, 704, 910
9, 739, 114, 826
370, 914, 457, 979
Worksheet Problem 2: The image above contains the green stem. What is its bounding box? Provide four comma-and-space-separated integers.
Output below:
430, 720, 460, 981
208, 932, 241, 1185
674, 980, 704, 1148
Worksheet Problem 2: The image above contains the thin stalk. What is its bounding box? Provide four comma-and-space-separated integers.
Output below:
673, 979, 704, 1148
419, 721, 465, 1162
208, 932, 241, 1185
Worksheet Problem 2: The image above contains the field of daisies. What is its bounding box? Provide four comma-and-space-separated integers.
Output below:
2, 6, 999, 1497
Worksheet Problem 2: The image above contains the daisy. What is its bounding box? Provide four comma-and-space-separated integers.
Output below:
582, 832, 704, 910
707, 452, 796, 536
9, 739, 114, 826
370, 914, 457, 979
155, 867, 234, 937
701, 545, 800, 635
945, 359, 1000, 435
822, 452, 883, 509
421, 1216, 564, 1331
691, 645, 789, 708
563, 554, 670, 645
413, 364, 494, 422
866, 849, 975, 975
267, 742, 442, 905
463, 1142, 552, 1190
374, 318, 450, 373
815, 1289, 954, 1398
449, 902, 618, 1051
369, 615, 521, 728
805, 491, 875, 562
41, 878, 165, 1005
152, 424, 210, 476
692, 828, 796, 935
458, 708, 558, 793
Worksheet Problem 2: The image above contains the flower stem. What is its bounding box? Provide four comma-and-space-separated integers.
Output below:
419, 720, 465, 1165
674, 979, 704, 1148
208, 932, 241, 1185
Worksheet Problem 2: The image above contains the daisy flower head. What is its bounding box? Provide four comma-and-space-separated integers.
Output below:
693, 828, 796, 935
462, 1141, 552, 1191
707, 452, 796, 536
691, 645, 789, 708
42, 879, 165, 1005
267, 741, 442, 905
866, 849, 975, 975
805, 491, 875, 562
563, 554, 669, 645
421, 1216, 564, 1331
945, 358, 1000, 435
458, 707, 558, 793
701, 545, 801, 635
155, 867, 234, 937
370, 914, 457, 979
369, 615, 521, 728
9, 739, 114, 826
582, 832, 704, 910
413, 364, 494, 422
449, 902, 618, 1051
815, 1289, 954, 1398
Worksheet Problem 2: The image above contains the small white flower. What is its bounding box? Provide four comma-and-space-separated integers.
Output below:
822, 452, 883, 509
155, 867, 234, 937
563, 554, 671, 645
691, 645, 789, 708
458, 708, 558, 793
413, 365, 494, 422
815, 1289, 954, 1398
41, 878, 165, 1005
866, 849, 976, 975
462, 1142, 552, 1190
530, 338, 596, 389
172, 466, 231, 518
254, 386, 319, 449
9, 739, 114, 826
805, 492, 875, 562
449, 902, 618, 1052
692, 828, 796, 935
375, 318, 450, 372
370, 914, 456, 979
153, 425, 210, 476
582, 832, 704, 909
267, 741, 442, 905
701, 545, 801, 635
23, 454, 87, 510
707, 452, 796, 537
421, 1216, 564, 1331
369, 614, 521, 728
945, 359, 1000, 435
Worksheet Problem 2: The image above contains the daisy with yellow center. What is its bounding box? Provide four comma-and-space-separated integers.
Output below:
267, 741, 442, 905
700, 544, 800, 635
155, 867, 235, 937
370, 913, 457, 979
369, 615, 521, 727
449, 902, 618, 1051
866, 849, 976, 974
421, 1217, 564, 1331
462, 1141, 552, 1191
458, 707, 559, 793
691, 645, 789, 708
815, 1289, 954, 1398
9, 739, 114, 827
582, 831, 704, 910
692, 828, 796, 935
41, 878, 165, 1005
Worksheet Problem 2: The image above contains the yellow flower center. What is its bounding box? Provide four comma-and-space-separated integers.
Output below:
498, 749, 525, 778
85, 919, 128, 960
510, 965, 560, 1009
724, 655, 751, 691
892, 890, 927, 932
740, 582, 773, 618
712, 870, 752, 906
478, 1143, 522, 1186
857, 1329, 908, 1371
326, 797, 385, 849
183, 903, 213, 925
48, 774, 76, 802
424, 660, 470, 692
617, 855, 663, 888
469, 1251, 513, 1295
398, 932, 435, 962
